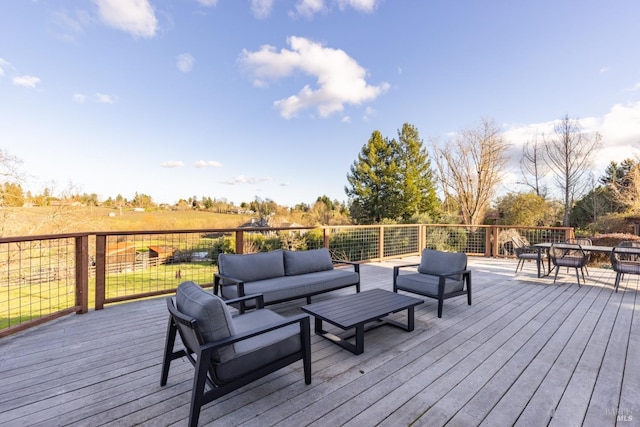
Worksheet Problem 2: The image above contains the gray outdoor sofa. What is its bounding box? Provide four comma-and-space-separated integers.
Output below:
213, 248, 360, 310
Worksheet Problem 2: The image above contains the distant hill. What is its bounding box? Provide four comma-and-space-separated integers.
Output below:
0, 206, 256, 237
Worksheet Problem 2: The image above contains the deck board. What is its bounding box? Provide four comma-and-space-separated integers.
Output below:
1, 257, 639, 427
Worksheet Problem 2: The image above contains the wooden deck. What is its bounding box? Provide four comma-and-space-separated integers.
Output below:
1, 257, 639, 427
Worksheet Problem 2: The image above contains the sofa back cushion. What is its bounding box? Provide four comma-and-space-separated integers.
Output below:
176, 281, 236, 362
418, 249, 467, 276
218, 250, 285, 282
284, 248, 334, 276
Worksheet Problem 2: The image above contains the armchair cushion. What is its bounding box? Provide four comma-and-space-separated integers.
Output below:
395, 272, 465, 295
418, 248, 467, 276
218, 250, 285, 282
176, 281, 236, 363
216, 309, 302, 383
283, 248, 334, 276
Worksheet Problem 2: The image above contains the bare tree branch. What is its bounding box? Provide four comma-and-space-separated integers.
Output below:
543, 114, 602, 226
433, 118, 510, 226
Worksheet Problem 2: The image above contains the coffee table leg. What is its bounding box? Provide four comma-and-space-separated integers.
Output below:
384, 307, 415, 332
354, 324, 364, 355
407, 306, 415, 332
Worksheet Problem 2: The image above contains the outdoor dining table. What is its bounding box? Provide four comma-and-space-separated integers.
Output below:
533, 242, 615, 278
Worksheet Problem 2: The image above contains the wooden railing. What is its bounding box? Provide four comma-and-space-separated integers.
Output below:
0, 224, 573, 337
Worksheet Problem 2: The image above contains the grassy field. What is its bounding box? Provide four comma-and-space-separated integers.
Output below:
1, 262, 216, 330
0, 207, 256, 331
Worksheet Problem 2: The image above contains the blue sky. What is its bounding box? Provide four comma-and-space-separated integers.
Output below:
2, 0, 640, 207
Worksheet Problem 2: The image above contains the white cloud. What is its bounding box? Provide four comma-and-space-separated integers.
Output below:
628, 82, 640, 92
13, 75, 41, 88
222, 175, 273, 185
95, 92, 116, 103
94, 0, 158, 38
291, 0, 379, 17
501, 103, 640, 194
240, 36, 389, 119
336, 0, 378, 13
73, 93, 87, 103
176, 53, 195, 73
294, 0, 325, 18
0, 58, 10, 77
251, 0, 274, 19
194, 160, 223, 168
161, 161, 184, 168
197, 0, 219, 6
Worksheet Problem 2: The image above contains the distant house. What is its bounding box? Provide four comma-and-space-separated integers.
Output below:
239, 218, 271, 228
106, 242, 137, 271
148, 246, 177, 263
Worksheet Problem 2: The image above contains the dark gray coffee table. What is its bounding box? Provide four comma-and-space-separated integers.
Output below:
301, 288, 424, 355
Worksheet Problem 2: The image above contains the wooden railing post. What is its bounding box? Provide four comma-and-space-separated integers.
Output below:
235, 230, 244, 254
323, 228, 330, 249
75, 235, 89, 314
378, 226, 384, 261
95, 234, 106, 310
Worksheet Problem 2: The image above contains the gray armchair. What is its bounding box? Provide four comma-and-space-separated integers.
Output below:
161, 281, 311, 427
393, 248, 471, 318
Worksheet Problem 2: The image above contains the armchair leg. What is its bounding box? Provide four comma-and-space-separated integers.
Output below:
301, 316, 312, 385
553, 268, 560, 284
575, 268, 582, 287
188, 355, 210, 427
437, 299, 443, 318
161, 316, 185, 386
614, 272, 622, 293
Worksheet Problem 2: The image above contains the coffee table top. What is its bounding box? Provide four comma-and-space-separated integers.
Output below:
301, 289, 423, 329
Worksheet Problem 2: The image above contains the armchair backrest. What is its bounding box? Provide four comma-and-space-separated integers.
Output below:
418, 249, 467, 277
174, 281, 237, 363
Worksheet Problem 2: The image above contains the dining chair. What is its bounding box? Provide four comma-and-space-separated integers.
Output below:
565, 237, 592, 276
512, 235, 546, 275
549, 243, 588, 286
610, 241, 640, 292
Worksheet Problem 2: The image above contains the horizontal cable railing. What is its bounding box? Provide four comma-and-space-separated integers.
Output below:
1, 224, 573, 337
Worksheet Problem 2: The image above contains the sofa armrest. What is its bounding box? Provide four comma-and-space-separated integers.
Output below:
332, 259, 360, 274
214, 272, 246, 298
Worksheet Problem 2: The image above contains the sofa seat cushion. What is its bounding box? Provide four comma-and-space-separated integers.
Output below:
218, 250, 285, 283
214, 309, 301, 383
395, 272, 464, 297
220, 270, 359, 304
176, 281, 236, 363
283, 248, 334, 276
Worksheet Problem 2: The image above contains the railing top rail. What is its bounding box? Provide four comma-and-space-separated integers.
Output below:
0, 232, 89, 244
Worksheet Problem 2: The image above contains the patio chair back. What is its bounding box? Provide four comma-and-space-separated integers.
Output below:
610, 243, 640, 292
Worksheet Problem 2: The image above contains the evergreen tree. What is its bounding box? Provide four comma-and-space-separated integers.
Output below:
396, 123, 440, 221
345, 130, 399, 224
345, 124, 439, 224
